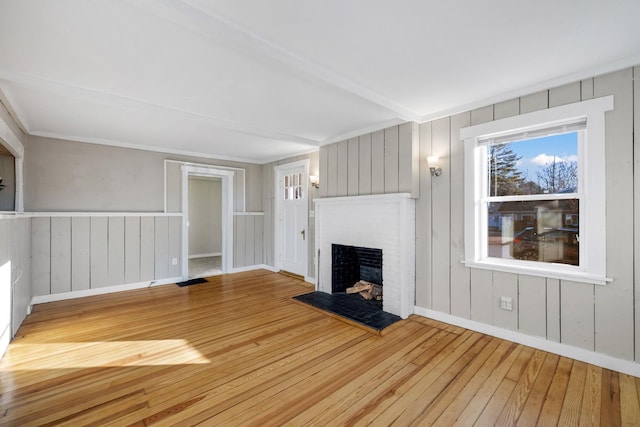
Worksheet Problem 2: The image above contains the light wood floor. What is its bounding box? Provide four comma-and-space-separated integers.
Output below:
1, 270, 639, 426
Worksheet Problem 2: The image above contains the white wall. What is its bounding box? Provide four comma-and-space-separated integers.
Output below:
188, 177, 222, 257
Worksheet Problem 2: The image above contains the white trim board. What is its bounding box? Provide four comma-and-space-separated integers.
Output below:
413, 306, 640, 378
30, 277, 183, 306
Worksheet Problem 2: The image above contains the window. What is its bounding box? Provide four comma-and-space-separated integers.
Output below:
461, 96, 613, 285
283, 172, 304, 200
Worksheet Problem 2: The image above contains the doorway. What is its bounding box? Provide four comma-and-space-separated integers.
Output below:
188, 176, 223, 278
275, 160, 309, 278
181, 165, 234, 280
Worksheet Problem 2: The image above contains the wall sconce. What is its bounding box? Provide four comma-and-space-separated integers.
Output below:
309, 175, 320, 189
427, 156, 442, 177
0, 177, 5, 191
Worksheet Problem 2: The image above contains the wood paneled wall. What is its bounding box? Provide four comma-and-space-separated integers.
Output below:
319, 122, 419, 199
417, 67, 639, 363
31, 215, 182, 296
233, 214, 264, 268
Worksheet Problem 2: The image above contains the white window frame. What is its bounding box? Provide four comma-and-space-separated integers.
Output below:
461, 96, 613, 285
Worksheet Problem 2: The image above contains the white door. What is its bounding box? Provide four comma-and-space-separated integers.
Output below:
276, 162, 308, 277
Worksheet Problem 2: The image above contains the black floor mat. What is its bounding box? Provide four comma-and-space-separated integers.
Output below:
293, 291, 401, 332
176, 277, 208, 287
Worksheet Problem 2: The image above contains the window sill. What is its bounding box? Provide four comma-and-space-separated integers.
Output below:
463, 259, 610, 285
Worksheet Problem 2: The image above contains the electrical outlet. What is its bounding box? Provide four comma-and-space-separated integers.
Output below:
172, 257, 178, 266
500, 296, 513, 311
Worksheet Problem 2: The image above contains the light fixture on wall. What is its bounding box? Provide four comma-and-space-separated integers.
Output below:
0, 177, 4, 191
427, 156, 442, 177
309, 175, 320, 189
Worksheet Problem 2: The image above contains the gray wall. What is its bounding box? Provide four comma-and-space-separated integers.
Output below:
319, 122, 419, 199
31, 214, 182, 296
188, 177, 222, 256
316, 67, 639, 365
25, 136, 263, 212
262, 150, 319, 278
418, 68, 637, 363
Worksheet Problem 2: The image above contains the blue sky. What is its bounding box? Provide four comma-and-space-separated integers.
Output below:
510, 132, 578, 181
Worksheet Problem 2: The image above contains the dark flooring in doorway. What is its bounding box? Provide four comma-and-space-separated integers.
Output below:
293, 291, 401, 332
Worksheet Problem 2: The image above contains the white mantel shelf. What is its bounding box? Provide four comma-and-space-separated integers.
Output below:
314, 193, 415, 319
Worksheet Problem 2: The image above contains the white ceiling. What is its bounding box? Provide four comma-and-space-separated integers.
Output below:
1, 0, 639, 164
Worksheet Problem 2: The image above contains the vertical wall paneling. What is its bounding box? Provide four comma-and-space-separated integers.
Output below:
546, 278, 561, 342
90, 217, 108, 288
493, 99, 520, 120
470, 105, 493, 126
470, 268, 493, 324
168, 216, 181, 277
31, 217, 50, 296
347, 138, 359, 196
244, 216, 255, 266
255, 215, 264, 265
518, 275, 547, 338
549, 82, 581, 107
519, 90, 549, 114
492, 271, 518, 331
234, 215, 246, 268
560, 280, 595, 351
319, 147, 328, 198
400, 121, 420, 197
263, 163, 274, 265
107, 217, 125, 286
415, 122, 433, 308
581, 78, 595, 100
449, 112, 471, 318
308, 150, 319, 278
384, 126, 399, 193
327, 143, 338, 197
635, 66, 640, 362
124, 217, 141, 284
154, 216, 169, 280
50, 217, 71, 294
358, 134, 372, 195
430, 117, 451, 313
140, 216, 155, 281
594, 68, 634, 360
337, 140, 348, 196
371, 130, 385, 194
10, 218, 30, 336
71, 217, 90, 291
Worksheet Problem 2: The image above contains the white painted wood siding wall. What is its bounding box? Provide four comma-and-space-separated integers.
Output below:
418, 67, 639, 363
31, 215, 183, 296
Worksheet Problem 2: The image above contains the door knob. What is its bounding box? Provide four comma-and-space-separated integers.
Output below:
301, 229, 305, 240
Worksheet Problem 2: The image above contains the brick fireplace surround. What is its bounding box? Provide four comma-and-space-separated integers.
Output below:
314, 193, 415, 319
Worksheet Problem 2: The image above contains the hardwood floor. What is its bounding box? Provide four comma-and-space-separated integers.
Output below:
1, 270, 639, 426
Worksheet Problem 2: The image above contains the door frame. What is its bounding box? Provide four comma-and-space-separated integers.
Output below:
181, 165, 234, 280
274, 159, 309, 277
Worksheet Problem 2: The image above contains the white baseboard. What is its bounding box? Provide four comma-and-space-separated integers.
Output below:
413, 306, 640, 378
188, 252, 222, 259
30, 277, 184, 306
304, 276, 317, 285
231, 264, 279, 274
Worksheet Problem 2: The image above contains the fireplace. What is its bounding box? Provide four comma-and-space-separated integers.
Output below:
314, 193, 415, 319
332, 244, 382, 294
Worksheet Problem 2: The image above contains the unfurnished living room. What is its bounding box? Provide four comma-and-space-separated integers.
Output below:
1, 1, 640, 425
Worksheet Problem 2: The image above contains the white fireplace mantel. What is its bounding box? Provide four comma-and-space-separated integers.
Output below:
314, 193, 416, 319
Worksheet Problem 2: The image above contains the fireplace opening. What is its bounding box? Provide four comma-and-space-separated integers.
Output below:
332, 244, 382, 297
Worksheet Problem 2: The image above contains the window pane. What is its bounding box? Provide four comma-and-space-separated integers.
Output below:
487, 199, 579, 266
488, 132, 579, 196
